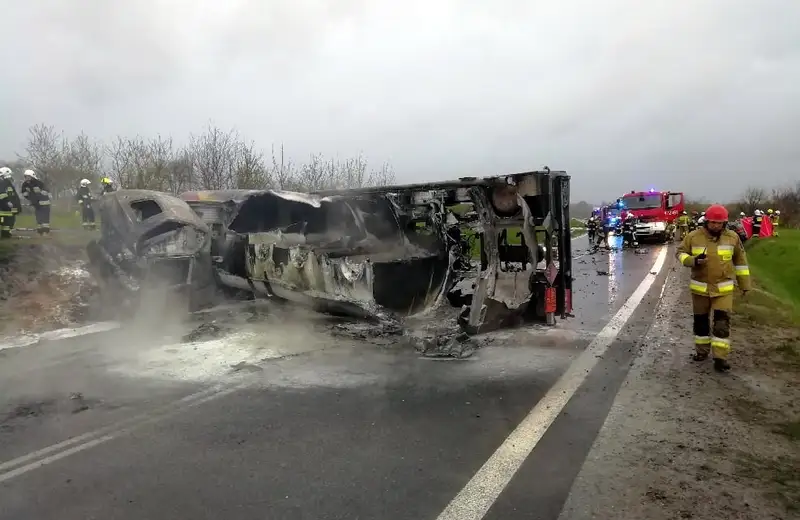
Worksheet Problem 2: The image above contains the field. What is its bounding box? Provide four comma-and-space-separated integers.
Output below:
743, 228, 800, 311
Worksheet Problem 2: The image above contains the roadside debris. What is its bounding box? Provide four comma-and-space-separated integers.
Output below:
412, 332, 481, 359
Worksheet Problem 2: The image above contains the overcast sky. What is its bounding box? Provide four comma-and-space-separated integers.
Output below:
1, 0, 798, 202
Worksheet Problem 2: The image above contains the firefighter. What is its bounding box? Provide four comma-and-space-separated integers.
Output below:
76, 178, 96, 230
676, 204, 750, 372
621, 214, 639, 248
676, 210, 690, 240
586, 216, 598, 243
772, 210, 780, 237
752, 208, 763, 236
20, 170, 51, 235
99, 177, 115, 194
0, 167, 21, 238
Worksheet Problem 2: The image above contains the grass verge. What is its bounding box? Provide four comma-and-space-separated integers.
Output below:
743, 228, 800, 310
14, 209, 92, 230
727, 228, 800, 512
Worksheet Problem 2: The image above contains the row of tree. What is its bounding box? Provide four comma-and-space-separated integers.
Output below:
2, 123, 397, 199
685, 184, 800, 226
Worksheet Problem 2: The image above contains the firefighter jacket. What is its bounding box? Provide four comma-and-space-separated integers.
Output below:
676, 228, 751, 296
753, 214, 763, 228
76, 185, 93, 207
622, 218, 637, 232
0, 178, 21, 214
771, 214, 780, 226
101, 183, 115, 194
587, 218, 598, 230
21, 178, 51, 207
677, 214, 690, 227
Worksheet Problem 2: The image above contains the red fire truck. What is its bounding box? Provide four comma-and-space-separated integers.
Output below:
620, 189, 685, 243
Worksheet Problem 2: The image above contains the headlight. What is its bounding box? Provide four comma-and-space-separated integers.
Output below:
653, 222, 666, 230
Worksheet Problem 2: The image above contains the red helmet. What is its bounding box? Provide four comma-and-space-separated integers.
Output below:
705, 204, 729, 222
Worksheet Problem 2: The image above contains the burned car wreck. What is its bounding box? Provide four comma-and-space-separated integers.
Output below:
87, 189, 216, 311
206, 170, 573, 334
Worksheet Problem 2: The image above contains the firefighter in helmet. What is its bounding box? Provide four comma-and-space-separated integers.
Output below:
99, 177, 115, 194
76, 178, 96, 230
0, 166, 21, 238
676, 210, 690, 240
676, 204, 751, 372
752, 209, 763, 236
21, 169, 51, 234
586, 215, 598, 243
768, 208, 780, 237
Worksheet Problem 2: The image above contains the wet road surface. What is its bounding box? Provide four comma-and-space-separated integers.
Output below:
0, 235, 674, 520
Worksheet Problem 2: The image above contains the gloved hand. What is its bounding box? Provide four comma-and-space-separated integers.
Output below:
694, 252, 707, 266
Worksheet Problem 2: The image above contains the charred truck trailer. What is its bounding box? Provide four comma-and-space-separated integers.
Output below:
181, 170, 573, 333
91, 170, 573, 334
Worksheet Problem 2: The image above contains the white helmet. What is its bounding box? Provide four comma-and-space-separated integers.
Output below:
776, 210, 781, 215
739, 212, 745, 217
698, 216, 706, 224
80, 178, 91, 186
0, 166, 11, 179
23, 169, 37, 179
755, 209, 762, 216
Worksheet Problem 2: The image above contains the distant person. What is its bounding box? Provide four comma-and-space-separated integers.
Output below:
100, 177, 116, 194
20, 170, 51, 235
621, 214, 639, 248
676, 210, 690, 240
586, 216, 598, 243
76, 178, 97, 230
0, 167, 21, 238
752, 209, 763, 236
676, 204, 750, 373
768, 209, 780, 237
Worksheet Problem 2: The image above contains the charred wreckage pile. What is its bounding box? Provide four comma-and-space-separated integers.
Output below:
87, 171, 573, 350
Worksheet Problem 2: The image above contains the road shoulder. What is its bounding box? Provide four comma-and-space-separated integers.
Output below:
558, 261, 800, 520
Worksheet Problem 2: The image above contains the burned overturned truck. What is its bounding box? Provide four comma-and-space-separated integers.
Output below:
86, 190, 216, 311
187, 170, 573, 333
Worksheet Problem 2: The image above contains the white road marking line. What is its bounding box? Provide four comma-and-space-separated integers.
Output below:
0, 322, 121, 352
434, 245, 669, 520
0, 385, 241, 484
0, 382, 234, 476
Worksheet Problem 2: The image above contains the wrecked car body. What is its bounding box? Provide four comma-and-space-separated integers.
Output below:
214, 170, 573, 334
87, 189, 215, 311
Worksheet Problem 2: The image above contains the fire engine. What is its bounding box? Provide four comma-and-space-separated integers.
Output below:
619, 189, 685, 243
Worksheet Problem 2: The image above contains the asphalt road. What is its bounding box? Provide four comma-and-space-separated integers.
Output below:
0, 235, 673, 520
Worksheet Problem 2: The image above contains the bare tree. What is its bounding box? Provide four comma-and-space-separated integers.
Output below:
771, 182, 800, 226
234, 140, 270, 189
337, 154, 368, 189
740, 186, 767, 215
15, 123, 400, 198
189, 123, 239, 190
367, 161, 397, 187
19, 123, 63, 190
295, 153, 329, 191
269, 144, 297, 190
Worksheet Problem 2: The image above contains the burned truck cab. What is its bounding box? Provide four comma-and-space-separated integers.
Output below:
214, 170, 572, 335
87, 190, 215, 312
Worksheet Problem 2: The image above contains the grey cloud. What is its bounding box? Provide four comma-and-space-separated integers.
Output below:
1, 0, 798, 203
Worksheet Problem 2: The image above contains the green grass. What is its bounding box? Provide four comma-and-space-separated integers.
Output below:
14, 209, 90, 230
745, 229, 800, 310
570, 218, 586, 228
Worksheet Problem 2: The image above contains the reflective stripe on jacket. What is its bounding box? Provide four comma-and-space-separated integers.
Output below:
676, 228, 751, 296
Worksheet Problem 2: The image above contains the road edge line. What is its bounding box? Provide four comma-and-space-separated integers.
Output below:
434, 246, 670, 520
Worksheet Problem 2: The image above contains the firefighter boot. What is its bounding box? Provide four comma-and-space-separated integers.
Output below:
714, 358, 731, 372
711, 310, 732, 372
